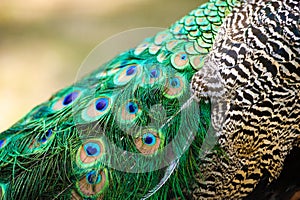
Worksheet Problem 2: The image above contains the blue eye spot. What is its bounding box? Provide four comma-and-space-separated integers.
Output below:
126, 102, 138, 114
170, 77, 180, 88
40, 129, 53, 143
63, 91, 79, 106
86, 171, 101, 184
95, 98, 109, 111
40, 138, 47, 143
126, 66, 137, 76
142, 133, 156, 146
0, 139, 5, 148
150, 69, 160, 78
180, 54, 187, 60
84, 142, 100, 156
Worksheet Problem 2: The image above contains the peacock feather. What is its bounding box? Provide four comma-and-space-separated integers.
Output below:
1, 0, 299, 199
0, 0, 240, 199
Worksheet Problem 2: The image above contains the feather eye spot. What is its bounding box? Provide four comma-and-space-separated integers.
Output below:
180, 54, 188, 60
113, 64, 141, 85
141, 67, 163, 86
0, 139, 5, 148
77, 139, 105, 166
171, 51, 190, 70
63, 91, 79, 106
170, 77, 181, 88
77, 169, 108, 197
134, 42, 150, 55
84, 142, 101, 157
39, 129, 53, 143
142, 133, 156, 146
52, 89, 82, 111
164, 75, 186, 98
126, 102, 139, 114
126, 65, 137, 76
119, 100, 141, 123
86, 171, 102, 184
95, 98, 109, 112
135, 129, 163, 155
150, 69, 160, 78
81, 96, 112, 122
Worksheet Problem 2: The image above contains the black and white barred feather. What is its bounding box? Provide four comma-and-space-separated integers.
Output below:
191, 0, 300, 199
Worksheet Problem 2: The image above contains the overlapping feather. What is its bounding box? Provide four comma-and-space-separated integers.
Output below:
0, 0, 240, 199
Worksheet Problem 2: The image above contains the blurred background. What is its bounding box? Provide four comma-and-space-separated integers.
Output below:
0, 0, 204, 132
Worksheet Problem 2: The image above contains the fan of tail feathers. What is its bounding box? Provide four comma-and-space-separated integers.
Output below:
0, 0, 240, 199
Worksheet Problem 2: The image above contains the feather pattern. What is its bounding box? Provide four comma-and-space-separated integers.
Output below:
7, 0, 300, 200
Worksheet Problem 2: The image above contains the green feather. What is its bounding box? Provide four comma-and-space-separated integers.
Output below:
0, 0, 240, 199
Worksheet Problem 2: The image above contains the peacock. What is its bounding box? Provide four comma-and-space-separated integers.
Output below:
0, 0, 299, 200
